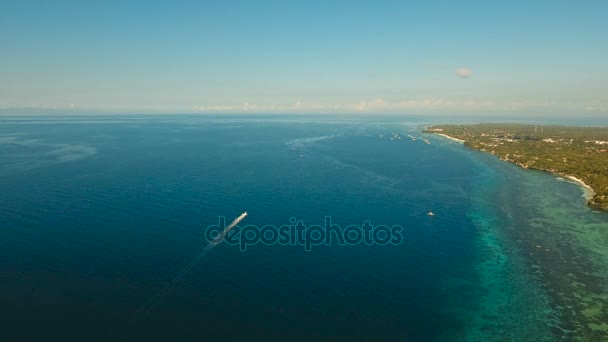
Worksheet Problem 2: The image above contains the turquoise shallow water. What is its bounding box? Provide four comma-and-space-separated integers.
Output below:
0, 116, 606, 341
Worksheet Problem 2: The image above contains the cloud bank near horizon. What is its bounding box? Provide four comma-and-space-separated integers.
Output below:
2, 98, 607, 115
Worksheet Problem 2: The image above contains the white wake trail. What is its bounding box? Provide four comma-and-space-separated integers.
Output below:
167, 212, 247, 286
136, 212, 247, 317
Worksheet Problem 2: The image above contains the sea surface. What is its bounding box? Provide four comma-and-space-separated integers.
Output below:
1, 115, 607, 341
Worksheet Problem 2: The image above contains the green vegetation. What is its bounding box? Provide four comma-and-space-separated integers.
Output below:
424, 124, 608, 210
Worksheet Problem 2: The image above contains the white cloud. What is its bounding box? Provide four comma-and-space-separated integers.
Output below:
191, 98, 553, 114
583, 101, 608, 112
291, 100, 303, 110
455, 68, 473, 78
352, 98, 386, 111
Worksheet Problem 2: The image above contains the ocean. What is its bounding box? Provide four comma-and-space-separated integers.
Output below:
1, 115, 607, 341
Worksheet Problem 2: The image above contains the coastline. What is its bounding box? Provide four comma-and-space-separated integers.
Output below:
435, 133, 465, 143
564, 175, 595, 200
428, 131, 603, 209
505, 161, 601, 209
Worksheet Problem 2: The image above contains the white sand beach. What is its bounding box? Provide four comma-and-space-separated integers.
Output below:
565, 175, 595, 199
435, 133, 465, 143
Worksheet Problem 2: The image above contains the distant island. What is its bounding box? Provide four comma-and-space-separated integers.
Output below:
424, 124, 608, 210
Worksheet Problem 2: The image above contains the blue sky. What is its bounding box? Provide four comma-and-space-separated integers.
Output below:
1, 0, 607, 115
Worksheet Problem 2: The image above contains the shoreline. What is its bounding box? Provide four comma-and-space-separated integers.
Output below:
563, 175, 595, 200
504, 162, 601, 208
434, 133, 465, 143
427, 130, 603, 209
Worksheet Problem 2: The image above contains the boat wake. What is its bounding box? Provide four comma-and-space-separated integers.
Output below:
135, 212, 248, 317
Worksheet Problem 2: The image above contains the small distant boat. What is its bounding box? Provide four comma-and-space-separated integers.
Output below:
427, 211, 435, 216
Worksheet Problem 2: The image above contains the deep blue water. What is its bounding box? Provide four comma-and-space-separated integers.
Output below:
1, 116, 607, 341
